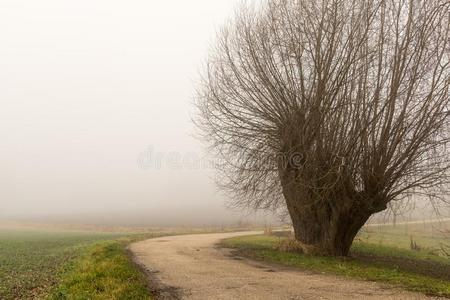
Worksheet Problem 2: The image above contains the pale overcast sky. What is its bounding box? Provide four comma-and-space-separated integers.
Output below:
0, 0, 274, 226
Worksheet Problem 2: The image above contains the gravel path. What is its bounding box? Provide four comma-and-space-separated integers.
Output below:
129, 232, 436, 300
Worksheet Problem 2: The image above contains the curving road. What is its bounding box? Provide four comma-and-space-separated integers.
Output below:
129, 232, 436, 300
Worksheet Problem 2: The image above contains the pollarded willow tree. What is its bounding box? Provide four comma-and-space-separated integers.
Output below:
195, 0, 450, 256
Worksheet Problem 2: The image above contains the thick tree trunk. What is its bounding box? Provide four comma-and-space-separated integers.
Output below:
279, 170, 373, 256
285, 195, 371, 256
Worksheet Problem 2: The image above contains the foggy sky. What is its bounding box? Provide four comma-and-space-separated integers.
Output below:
0, 0, 273, 226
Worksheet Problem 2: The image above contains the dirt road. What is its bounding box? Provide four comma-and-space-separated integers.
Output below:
129, 232, 435, 300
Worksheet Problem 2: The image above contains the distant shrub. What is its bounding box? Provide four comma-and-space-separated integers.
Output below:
410, 236, 422, 251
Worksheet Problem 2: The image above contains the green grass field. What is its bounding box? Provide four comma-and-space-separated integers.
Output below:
223, 221, 450, 297
0, 228, 153, 300
358, 221, 450, 257
0, 226, 224, 300
48, 235, 157, 300
2, 221, 449, 299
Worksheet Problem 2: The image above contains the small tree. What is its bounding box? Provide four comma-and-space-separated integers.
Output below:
196, 0, 450, 256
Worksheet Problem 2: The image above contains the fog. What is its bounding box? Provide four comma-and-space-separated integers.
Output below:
0, 0, 278, 227
1, 1, 446, 229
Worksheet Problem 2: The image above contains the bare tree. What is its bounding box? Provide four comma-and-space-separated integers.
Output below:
195, 0, 450, 256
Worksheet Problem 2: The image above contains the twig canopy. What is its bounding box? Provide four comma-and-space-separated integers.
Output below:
196, 0, 450, 255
